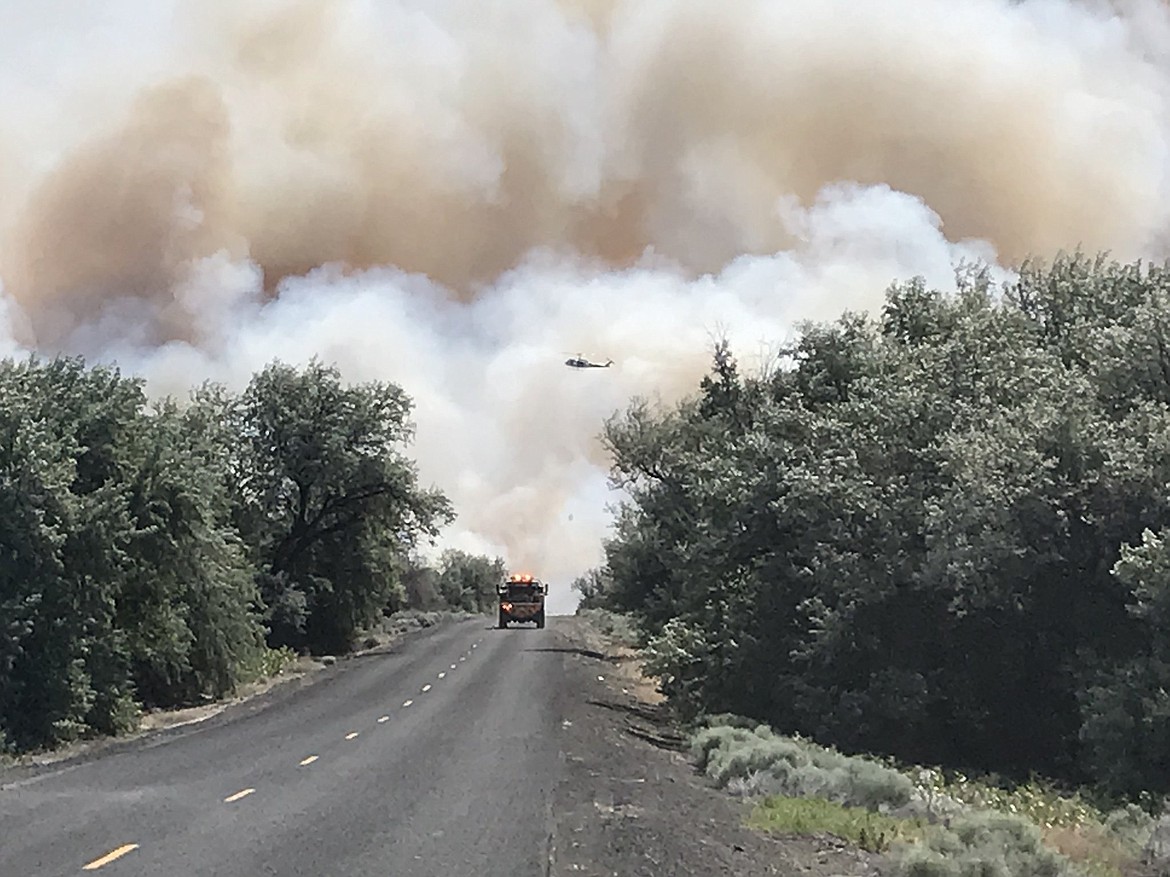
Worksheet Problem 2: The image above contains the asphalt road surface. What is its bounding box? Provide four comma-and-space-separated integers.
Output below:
0, 617, 568, 877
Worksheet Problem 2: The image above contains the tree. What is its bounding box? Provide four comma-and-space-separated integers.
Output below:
399, 555, 446, 611
0, 357, 266, 751
0, 354, 455, 753
570, 567, 612, 609
227, 359, 454, 654
437, 549, 507, 613
594, 253, 1170, 798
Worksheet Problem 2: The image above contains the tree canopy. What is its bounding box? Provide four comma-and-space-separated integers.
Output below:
436, 549, 509, 613
0, 356, 487, 754
590, 253, 1170, 800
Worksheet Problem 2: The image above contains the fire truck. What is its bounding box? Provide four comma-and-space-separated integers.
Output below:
497, 573, 548, 629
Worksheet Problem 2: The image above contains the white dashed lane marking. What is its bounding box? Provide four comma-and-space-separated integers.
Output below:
84, 635, 496, 869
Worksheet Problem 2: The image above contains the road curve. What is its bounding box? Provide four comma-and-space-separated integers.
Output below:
0, 617, 568, 877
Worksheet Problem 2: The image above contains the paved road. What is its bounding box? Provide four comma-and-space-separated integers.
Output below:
0, 618, 567, 877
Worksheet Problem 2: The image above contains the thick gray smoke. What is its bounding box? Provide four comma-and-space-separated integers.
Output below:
1, 0, 1168, 612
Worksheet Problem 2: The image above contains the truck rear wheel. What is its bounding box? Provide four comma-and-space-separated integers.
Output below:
536, 611, 545, 629
498, 611, 508, 629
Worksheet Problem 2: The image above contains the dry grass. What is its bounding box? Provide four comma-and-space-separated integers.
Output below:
1042, 824, 1141, 877
568, 614, 665, 706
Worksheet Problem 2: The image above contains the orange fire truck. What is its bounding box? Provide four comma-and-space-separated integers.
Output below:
497, 573, 548, 629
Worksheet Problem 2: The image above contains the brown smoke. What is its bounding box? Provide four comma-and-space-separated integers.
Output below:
5, 76, 238, 345
4, 0, 1168, 349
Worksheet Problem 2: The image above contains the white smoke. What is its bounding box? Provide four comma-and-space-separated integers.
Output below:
1, 0, 1168, 613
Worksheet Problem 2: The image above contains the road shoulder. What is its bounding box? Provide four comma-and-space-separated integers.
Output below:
549, 616, 879, 877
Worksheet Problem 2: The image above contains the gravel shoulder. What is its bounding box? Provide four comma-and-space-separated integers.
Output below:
549, 615, 880, 877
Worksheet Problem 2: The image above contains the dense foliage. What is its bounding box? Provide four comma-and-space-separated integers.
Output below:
589, 253, 1170, 799
434, 549, 509, 613
0, 356, 492, 754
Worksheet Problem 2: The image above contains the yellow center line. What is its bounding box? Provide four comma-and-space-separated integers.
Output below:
82, 844, 139, 870
345, 731, 359, 740
224, 788, 255, 803
377, 715, 390, 723
299, 755, 319, 766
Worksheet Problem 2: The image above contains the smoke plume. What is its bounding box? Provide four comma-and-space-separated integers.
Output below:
2, 0, 1169, 612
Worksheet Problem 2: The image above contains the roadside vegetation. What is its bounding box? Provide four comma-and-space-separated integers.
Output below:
575, 251, 1170, 871
694, 718, 1154, 877
0, 356, 500, 755
573, 607, 642, 647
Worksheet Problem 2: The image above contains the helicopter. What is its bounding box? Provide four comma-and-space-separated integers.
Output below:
564, 353, 613, 369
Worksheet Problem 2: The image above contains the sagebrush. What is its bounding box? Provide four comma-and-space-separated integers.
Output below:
693, 717, 1158, 877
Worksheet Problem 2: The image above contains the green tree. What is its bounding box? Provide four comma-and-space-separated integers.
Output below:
119, 395, 267, 707
570, 567, 611, 609
1077, 528, 1170, 798
0, 357, 266, 751
594, 253, 1170, 798
227, 359, 454, 654
437, 549, 507, 613
399, 555, 446, 611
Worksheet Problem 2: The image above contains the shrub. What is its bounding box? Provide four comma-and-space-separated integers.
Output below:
693, 721, 914, 811
239, 646, 299, 684
690, 717, 1158, 877
577, 608, 643, 647
890, 811, 1073, 877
